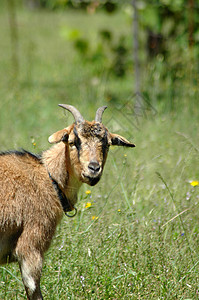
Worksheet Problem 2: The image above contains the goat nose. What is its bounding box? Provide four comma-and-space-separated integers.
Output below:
88, 161, 100, 173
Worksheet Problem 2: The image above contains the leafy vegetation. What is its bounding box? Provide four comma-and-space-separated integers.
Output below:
0, 1, 199, 299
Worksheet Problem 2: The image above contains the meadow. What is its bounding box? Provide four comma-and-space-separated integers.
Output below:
0, 2, 199, 299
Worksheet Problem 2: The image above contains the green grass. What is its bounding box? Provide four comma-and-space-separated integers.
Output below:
1, 3, 199, 299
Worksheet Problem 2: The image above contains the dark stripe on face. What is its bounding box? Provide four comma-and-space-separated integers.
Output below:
101, 130, 109, 161
73, 126, 82, 158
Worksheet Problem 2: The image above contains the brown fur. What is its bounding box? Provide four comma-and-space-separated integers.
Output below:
0, 112, 135, 300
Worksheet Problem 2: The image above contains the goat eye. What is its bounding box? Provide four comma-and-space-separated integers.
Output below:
69, 141, 75, 147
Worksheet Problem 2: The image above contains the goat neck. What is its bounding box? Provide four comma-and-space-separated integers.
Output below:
42, 142, 82, 207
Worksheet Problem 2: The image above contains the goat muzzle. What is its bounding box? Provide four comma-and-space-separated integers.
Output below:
82, 160, 102, 186
88, 160, 100, 174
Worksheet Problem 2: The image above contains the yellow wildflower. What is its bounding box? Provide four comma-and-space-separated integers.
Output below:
92, 216, 98, 220
85, 202, 92, 208
85, 190, 91, 195
124, 154, 127, 157
118, 209, 121, 212
190, 181, 199, 187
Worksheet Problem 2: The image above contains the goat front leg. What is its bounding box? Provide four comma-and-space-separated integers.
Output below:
19, 254, 43, 300
15, 239, 44, 300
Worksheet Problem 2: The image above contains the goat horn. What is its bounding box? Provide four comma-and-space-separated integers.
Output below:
95, 106, 107, 123
58, 104, 84, 123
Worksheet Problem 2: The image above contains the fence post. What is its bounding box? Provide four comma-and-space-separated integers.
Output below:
7, 0, 19, 82
132, 0, 142, 113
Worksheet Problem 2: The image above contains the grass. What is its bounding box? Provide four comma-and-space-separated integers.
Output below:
1, 2, 199, 299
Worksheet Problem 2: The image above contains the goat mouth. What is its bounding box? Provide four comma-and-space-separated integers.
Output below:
82, 174, 101, 186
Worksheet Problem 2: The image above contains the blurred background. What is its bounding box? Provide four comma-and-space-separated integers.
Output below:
1, 0, 198, 151
1, 1, 199, 298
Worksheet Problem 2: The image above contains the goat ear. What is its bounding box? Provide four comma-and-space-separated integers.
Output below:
109, 133, 135, 148
48, 128, 69, 144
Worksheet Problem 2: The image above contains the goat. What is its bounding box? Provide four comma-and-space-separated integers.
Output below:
0, 104, 135, 300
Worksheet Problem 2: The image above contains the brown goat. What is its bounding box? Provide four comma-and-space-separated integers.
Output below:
0, 104, 135, 300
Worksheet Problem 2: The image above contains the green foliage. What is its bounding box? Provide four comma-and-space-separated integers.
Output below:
60, 25, 130, 77
23, 0, 119, 11
139, 0, 199, 49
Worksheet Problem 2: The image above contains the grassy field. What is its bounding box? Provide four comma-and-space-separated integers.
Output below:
0, 2, 199, 299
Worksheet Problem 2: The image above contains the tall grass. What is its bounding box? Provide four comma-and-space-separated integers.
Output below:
0, 3, 199, 299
